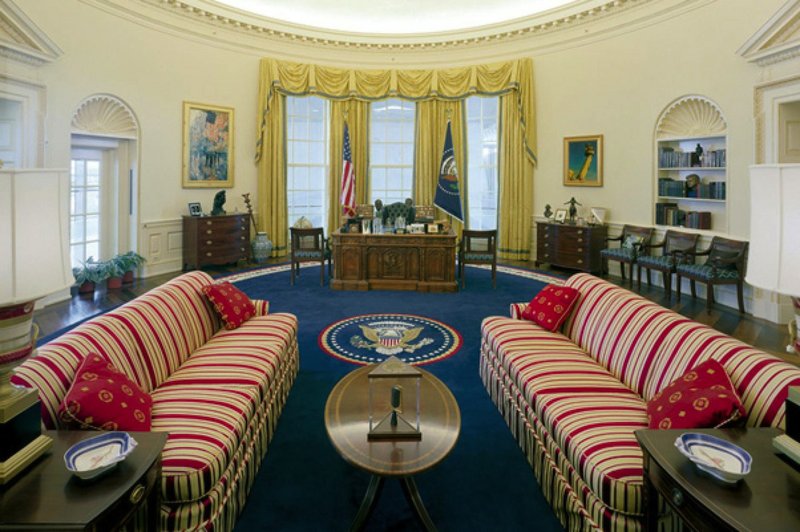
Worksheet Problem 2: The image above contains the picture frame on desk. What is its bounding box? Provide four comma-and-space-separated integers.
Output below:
554, 209, 567, 223
188, 202, 202, 216
564, 135, 603, 187
182, 101, 234, 188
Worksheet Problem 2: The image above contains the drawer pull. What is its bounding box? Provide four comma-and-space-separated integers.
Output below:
206, 252, 213, 257
206, 221, 213, 226
206, 240, 213, 245
544, 253, 550, 258
577, 248, 583, 252
240, 248, 246, 252
241, 236, 246, 240
577, 238, 584, 243
671, 487, 683, 507
130, 484, 146, 504
206, 230, 213, 235
576, 259, 583, 264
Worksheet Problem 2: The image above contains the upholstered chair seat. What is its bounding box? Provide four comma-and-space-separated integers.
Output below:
675, 236, 748, 313
636, 230, 699, 299
599, 225, 653, 284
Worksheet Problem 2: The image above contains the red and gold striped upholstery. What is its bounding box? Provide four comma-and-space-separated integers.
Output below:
13, 271, 299, 531
481, 273, 800, 531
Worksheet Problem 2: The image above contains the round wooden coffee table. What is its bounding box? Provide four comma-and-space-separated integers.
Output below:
325, 364, 460, 531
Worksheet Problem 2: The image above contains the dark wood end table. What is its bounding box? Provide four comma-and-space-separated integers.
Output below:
325, 364, 460, 531
636, 427, 800, 531
0, 430, 167, 531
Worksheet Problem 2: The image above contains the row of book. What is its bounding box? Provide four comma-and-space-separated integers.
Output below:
658, 147, 727, 168
657, 178, 726, 199
655, 202, 712, 229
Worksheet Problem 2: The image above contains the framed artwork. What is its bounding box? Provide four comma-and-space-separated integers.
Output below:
182, 101, 234, 188
554, 209, 567, 223
564, 135, 603, 187
187, 202, 202, 216
589, 207, 607, 225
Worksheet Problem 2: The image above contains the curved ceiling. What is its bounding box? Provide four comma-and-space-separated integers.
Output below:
214, 0, 582, 35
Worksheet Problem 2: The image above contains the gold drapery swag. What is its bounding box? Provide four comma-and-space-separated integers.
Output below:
255, 57, 536, 260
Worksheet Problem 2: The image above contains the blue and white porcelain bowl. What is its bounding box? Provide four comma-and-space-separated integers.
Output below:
674, 432, 752, 484
64, 431, 138, 480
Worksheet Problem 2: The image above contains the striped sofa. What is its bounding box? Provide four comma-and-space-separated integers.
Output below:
13, 271, 299, 531
480, 273, 800, 531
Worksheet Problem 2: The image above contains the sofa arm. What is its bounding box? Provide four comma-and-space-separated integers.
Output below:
252, 299, 270, 316
510, 303, 527, 319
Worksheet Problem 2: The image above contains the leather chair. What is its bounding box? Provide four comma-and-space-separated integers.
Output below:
675, 236, 748, 313
600, 225, 654, 284
290, 227, 331, 286
380, 198, 415, 226
636, 230, 699, 299
459, 229, 497, 288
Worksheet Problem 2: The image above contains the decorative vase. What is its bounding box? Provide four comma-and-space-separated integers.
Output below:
252, 232, 273, 264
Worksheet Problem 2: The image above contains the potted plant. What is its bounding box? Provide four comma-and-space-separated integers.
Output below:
101, 259, 125, 290
72, 257, 105, 295
115, 251, 146, 284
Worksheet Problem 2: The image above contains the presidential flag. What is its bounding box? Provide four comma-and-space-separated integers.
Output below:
433, 120, 463, 221
341, 122, 355, 217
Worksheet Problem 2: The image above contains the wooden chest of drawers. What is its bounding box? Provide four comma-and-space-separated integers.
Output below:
535, 222, 607, 273
183, 214, 250, 270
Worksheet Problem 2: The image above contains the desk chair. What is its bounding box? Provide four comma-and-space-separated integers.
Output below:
675, 236, 748, 313
290, 227, 331, 286
459, 229, 497, 288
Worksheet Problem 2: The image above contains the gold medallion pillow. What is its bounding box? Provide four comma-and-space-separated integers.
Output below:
202, 281, 256, 330
520, 284, 580, 332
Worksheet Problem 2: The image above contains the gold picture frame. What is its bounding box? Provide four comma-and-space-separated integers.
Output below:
564, 135, 603, 187
182, 101, 234, 188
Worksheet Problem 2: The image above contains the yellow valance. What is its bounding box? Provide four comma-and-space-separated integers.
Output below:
256, 57, 536, 165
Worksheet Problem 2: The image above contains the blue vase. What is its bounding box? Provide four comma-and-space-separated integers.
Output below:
252, 232, 273, 263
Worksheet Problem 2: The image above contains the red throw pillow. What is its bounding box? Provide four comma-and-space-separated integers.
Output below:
58, 353, 152, 431
202, 281, 255, 330
647, 359, 746, 430
520, 284, 580, 332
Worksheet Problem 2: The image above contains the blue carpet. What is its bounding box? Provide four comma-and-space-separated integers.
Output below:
232, 264, 566, 532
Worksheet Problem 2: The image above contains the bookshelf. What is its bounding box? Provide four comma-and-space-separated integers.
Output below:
654, 97, 728, 232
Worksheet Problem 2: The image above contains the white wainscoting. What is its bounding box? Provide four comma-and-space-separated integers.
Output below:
140, 218, 183, 278
531, 216, 762, 318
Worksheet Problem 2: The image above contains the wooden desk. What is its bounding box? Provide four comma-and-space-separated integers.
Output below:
330, 230, 457, 292
636, 427, 800, 531
325, 364, 460, 531
0, 430, 166, 531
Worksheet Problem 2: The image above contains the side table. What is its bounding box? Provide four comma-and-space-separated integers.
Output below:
635, 427, 800, 531
0, 430, 167, 531
325, 364, 460, 531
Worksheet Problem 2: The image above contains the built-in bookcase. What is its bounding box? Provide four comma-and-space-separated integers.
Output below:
654, 96, 728, 233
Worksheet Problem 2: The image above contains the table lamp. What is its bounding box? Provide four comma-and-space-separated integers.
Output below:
746, 165, 800, 354
0, 169, 71, 484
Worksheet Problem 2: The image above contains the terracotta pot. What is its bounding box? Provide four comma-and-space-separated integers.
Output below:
107, 277, 123, 290
78, 281, 95, 295
122, 270, 135, 284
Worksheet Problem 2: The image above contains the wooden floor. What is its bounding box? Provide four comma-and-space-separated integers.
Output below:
34, 260, 795, 364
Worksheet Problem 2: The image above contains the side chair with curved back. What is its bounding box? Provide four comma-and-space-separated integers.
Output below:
675, 236, 749, 313
459, 229, 497, 289
599, 225, 654, 284
636, 230, 700, 299
290, 227, 331, 286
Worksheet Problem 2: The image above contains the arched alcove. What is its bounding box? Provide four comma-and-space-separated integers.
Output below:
71, 94, 138, 139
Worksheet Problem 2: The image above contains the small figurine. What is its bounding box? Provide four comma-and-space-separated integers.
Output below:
691, 143, 703, 167
242, 193, 257, 231
211, 190, 227, 216
544, 204, 553, 218
564, 197, 582, 223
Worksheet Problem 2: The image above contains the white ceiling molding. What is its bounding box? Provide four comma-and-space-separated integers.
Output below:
739, 0, 800, 66
71, 94, 139, 139
0, 0, 62, 66
656, 95, 726, 140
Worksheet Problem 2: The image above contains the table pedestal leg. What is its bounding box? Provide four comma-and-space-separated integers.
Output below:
350, 475, 384, 532
400, 476, 438, 532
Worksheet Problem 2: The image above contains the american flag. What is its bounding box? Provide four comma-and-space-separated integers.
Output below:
341, 122, 355, 217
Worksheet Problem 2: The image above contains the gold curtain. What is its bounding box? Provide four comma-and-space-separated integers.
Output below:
256, 92, 288, 257
328, 100, 370, 235
414, 99, 465, 235
498, 93, 534, 261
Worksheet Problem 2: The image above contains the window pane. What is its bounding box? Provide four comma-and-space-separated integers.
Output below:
85, 241, 99, 261
466, 96, 499, 230
70, 216, 84, 244
86, 160, 100, 186
71, 190, 84, 215
369, 99, 414, 203
70, 244, 84, 269
85, 215, 100, 241
86, 188, 100, 213
71, 161, 84, 187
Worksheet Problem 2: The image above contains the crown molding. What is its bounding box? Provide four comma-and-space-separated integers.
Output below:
0, 0, 62, 66
739, 0, 800, 66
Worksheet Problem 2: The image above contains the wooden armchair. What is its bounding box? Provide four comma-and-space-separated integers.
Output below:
636, 230, 700, 298
599, 225, 653, 283
459, 229, 497, 288
675, 236, 748, 312
290, 227, 331, 286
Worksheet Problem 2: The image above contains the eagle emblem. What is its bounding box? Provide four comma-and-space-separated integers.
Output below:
350, 320, 434, 356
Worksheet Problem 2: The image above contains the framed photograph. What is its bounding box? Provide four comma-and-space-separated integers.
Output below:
554, 209, 567, 223
188, 202, 202, 216
564, 135, 603, 187
182, 101, 234, 188
589, 207, 607, 225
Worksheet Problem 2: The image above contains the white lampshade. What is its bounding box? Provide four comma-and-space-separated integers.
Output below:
746, 164, 800, 297
0, 169, 72, 305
